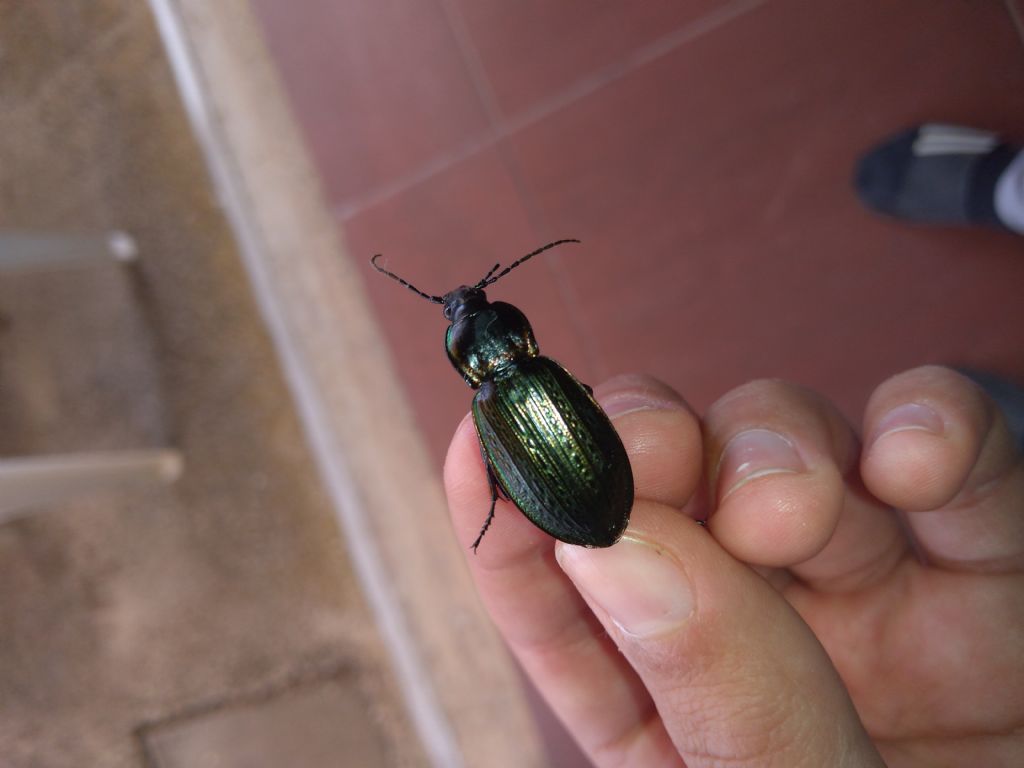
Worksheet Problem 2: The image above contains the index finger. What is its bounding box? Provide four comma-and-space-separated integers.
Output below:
443, 377, 701, 766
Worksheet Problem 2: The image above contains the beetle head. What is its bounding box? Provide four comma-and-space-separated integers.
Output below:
442, 286, 488, 323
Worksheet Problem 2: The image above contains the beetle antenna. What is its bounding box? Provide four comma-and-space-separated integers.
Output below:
478, 262, 501, 285
370, 255, 444, 303
479, 239, 581, 287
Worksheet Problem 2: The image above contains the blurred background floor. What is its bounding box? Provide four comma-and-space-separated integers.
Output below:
250, 0, 1024, 763
0, 3, 425, 766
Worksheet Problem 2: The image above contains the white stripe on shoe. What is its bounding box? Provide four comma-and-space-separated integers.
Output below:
913, 124, 998, 156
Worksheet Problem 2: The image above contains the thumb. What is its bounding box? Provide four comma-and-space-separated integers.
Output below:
556, 501, 884, 768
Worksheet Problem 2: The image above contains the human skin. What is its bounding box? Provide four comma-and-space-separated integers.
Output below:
444, 365, 1024, 767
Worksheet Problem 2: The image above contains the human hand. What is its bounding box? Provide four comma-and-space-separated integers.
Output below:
444, 365, 1024, 767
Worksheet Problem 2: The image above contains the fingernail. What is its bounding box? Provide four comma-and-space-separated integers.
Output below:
717, 428, 805, 501
870, 403, 944, 445
597, 376, 688, 418
556, 536, 694, 638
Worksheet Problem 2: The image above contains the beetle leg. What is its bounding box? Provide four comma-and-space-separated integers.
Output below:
471, 464, 501, 553
583, 383, 594, 396
492, 470, 510, 500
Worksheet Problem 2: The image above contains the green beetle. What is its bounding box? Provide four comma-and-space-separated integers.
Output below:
371, 240, 633, 551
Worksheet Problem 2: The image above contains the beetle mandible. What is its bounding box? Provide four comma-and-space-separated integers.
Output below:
371, 240, 633, 552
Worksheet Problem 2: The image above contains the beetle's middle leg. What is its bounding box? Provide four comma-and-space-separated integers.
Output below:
471, 463, 502, 553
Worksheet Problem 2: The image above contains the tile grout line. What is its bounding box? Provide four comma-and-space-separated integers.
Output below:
334, 0, 508, 223
434, 0, 610, 380
332, 132, 498, 222
333, 0, 770, 223
436, 0, 506, 131
499, 0, 770, 138
1006, 0, 1024, 48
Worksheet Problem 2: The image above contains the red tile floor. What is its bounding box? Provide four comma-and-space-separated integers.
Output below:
252, 0, 1024, 763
